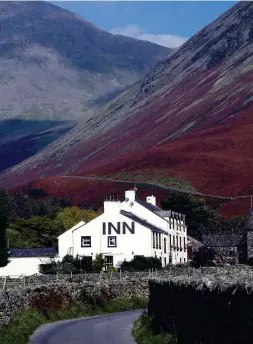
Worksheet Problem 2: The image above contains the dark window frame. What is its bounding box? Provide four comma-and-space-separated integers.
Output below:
81, 236, 91, 248
108, 236, 117, 248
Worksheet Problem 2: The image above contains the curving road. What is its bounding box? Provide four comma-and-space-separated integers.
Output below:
28, 310, 142, 344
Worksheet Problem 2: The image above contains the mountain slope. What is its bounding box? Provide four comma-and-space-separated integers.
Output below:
1, 1, 253, 215
0, 1, 170, 172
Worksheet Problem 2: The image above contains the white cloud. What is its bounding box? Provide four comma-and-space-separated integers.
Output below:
109, 24, 188, 49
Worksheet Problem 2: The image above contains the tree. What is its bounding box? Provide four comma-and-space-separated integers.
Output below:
0, 189, 12, 267
93, 253, 105, 272
54, 207, 98, 232
27, 188, 48, 199
10, 192, 73, 220
9, 216, 60, 248
160, 192, 224, 239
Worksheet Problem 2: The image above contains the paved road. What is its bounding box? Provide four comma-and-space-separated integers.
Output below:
28, 310, 143, 344
61, 175, 253, 200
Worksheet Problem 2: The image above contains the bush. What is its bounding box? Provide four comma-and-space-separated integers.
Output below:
39, 262, 57, 274
121, 256, 162, 271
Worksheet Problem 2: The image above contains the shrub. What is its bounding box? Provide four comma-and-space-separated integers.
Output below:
39, 262, 57, 274
121, 256, 162, 271
29, 287, 72, 318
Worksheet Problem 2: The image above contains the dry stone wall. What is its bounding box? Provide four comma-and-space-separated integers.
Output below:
0, 280, 149, 328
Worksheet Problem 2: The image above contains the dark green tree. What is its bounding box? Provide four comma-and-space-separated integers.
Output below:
93, 253, 105, 272
0, 189, 12, 267
27, 188, 48, 199
160, 192, 223, 239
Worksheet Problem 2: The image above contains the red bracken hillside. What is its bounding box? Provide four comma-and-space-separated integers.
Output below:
1, 2, 253, 217
12, 176, 250, 219
85, 111, 253, 197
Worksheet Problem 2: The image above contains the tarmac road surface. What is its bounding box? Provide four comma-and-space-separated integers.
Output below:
28, 310, 143, 344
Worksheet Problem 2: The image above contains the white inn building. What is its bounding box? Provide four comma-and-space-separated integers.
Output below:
0, 188, 188, 276
58, 189, 188, 270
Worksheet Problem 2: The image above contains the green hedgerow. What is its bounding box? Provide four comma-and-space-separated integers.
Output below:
132, 311, 177, 344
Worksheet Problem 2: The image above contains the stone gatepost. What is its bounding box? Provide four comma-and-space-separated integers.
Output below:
0, 291, 12, 328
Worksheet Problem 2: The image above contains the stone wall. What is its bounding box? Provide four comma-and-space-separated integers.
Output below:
0, 291, 12, 327
0, 280, 149, 328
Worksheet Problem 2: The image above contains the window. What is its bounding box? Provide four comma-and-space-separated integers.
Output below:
81, 236, 91, 247
156, 232, 159, 249
159, 233, 161, 249
153, 232, 155, 249
108, 236, 117, 247
164, 257, 166, 266
164, 238, 167, 253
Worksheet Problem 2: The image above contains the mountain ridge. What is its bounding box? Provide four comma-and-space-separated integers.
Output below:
0, 0, 170, 172
1, 1, 253, 217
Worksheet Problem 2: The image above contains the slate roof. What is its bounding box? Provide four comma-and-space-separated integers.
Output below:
136, 200, 162, 212
120, 210, 168, 235
154, 210, 172, 217
10, 248, 57, 258
136, 200, 185, 220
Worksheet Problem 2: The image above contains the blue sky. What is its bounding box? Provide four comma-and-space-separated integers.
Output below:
51, 1, 238, 48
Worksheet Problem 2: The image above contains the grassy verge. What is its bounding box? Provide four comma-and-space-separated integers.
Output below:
88, 173, 195, 191
132, 311, 177, 344
0, 296, 147, 344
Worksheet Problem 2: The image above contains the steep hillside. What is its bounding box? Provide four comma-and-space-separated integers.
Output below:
0, 1, 170, 172
1, 1, 253, 215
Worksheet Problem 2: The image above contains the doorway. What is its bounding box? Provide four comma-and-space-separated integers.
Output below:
104, 255, 114, 271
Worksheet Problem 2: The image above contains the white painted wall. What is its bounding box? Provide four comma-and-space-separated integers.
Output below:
58, 221, 85, 258
58, 189, 188, 267
0, 257, 53, 277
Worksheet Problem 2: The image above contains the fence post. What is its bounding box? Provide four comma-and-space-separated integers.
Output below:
3, 276, 7, 291
28, 275, 31, 287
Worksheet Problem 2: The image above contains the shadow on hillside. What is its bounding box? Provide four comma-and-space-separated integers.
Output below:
0, 119, 77, 173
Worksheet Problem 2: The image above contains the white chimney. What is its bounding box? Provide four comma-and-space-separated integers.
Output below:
125, 190, 136, 202
146, 195, 156, 206
104, 199, 120, 213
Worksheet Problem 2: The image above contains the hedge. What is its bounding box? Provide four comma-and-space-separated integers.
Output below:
148, 274, 253, 344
